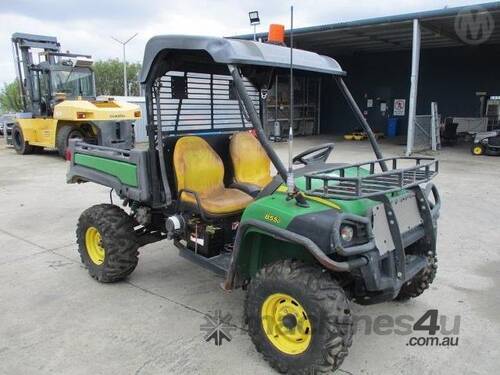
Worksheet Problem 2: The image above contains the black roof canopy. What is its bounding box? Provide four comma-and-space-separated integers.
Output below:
139, 35, 345, 84
234, 2, 500, 55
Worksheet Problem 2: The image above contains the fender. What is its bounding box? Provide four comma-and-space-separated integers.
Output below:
222, 219, 368, 290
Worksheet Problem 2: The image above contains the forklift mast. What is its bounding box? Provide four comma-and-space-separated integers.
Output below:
11, 33, 61, 116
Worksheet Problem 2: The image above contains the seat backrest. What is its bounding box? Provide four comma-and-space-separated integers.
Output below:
173, 136, 224, 196
230, 132, 272, 187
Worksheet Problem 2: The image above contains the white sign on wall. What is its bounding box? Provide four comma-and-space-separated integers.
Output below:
394, 99, 406, 116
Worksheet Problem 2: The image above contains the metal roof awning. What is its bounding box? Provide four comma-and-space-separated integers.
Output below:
139, 35, 345, 83
235, 2, 500, 55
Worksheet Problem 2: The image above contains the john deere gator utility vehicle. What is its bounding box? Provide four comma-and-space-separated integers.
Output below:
10, 33, 139, 157
67, 35, 441, 374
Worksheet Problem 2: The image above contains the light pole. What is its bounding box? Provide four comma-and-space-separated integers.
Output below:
249, 11, 260, 41
111, 33, 138, 96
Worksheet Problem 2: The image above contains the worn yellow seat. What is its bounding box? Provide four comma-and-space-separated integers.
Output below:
173, 136, 253, 216
230, 132, 273, 190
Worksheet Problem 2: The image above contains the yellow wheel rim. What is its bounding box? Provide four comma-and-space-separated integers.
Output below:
85, 227, 105, 265
261, 293, 312, 355
473, 146, 483, 155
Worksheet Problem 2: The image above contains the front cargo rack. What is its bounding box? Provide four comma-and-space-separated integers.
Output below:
304, 157, 438, 200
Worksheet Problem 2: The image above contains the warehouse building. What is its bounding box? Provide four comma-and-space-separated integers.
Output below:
237, 2, 500, 153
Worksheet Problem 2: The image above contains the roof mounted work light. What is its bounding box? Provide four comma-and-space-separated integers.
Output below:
249, 11, 260, 25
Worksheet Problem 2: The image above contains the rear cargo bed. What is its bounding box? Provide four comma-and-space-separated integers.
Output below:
66, 140, 151, 202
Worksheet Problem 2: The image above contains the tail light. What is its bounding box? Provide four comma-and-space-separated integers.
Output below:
65, 148, 72, 161
76, 112, 86, 119
134, 111, 141, 118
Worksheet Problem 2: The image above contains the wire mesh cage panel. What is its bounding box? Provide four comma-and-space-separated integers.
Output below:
152, 71, 259, 134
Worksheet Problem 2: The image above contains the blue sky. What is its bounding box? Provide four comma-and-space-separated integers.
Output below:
0, 0, 496, 84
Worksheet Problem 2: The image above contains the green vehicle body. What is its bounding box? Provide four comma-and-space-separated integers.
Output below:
68, 146, 424, 292
65, 34, 442, 302
236, 168, 373, 276
68, 34, 442, 375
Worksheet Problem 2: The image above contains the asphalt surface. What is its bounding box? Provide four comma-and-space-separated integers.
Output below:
0, 137, 499, 374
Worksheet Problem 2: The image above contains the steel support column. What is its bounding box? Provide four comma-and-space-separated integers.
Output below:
406, 19, 421, 156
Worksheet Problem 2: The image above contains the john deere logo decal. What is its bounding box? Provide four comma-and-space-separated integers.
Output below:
264, 213, 281, 224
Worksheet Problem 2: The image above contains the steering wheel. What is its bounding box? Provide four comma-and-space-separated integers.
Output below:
292, 143, 335, 166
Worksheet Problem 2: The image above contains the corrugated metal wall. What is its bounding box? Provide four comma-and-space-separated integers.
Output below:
319, 45, 500, 135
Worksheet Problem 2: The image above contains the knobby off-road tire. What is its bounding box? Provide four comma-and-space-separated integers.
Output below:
12, 124, 33, 155
77, 204, 139, 282
396, 254, 437, 301
57, 125, 84, 158
245, 260, 353, 374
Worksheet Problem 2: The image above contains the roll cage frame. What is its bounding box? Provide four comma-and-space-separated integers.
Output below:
140, 37, 387, 209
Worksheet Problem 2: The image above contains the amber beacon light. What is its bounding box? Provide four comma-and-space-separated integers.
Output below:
267, 24, 285, 45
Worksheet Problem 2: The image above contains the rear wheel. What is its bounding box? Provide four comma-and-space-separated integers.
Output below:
471, 144, 485, 155
245, 260, 353, 374
57, 125, 84, 158
76, 204, 139, 282
12, 124, 33, 155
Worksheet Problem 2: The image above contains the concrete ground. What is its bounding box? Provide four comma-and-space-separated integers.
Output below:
0, 137, 499, 375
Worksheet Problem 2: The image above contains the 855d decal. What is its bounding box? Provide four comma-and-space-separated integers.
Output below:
264, 213, 281, 224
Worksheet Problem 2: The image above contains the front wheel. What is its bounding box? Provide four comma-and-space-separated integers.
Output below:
76, 204, 139, 282
245, 260, 353, 374
396, 254, 437, 301
57, 125, 84, 158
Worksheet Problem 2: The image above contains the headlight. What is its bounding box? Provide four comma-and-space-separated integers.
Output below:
340, 225, 354, 242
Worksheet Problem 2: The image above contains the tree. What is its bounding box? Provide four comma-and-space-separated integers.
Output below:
0, 80, 23, 113
93, 59, 142, 97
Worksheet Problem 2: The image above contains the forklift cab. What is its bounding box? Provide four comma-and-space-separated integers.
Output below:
24, 60, 96, 117
49, 64, 95, 99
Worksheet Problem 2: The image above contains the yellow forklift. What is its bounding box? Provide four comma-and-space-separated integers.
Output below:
10, 33, 140, 157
